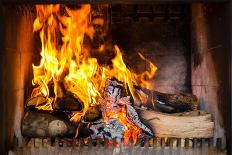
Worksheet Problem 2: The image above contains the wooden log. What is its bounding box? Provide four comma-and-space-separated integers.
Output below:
102, 78, 153, 136
26, 96, 47, 108
135, 88, 199, 113
53, 93, 83, 111
83, 105, 102, 122
22, 111, 75, 138
139, 110, 214, 138
27, 82, 84, 112
153, 91, 199, 112
53, 82, 84, 111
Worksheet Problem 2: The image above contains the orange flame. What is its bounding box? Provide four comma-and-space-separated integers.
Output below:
32, 4, 157, 137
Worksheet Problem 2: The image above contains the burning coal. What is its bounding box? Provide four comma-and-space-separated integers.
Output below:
26, 4, 157, 142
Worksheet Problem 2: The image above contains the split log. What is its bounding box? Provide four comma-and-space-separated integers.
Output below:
22, 111, 75, 138
135, 88, 199, 113
139, 110, 214, 138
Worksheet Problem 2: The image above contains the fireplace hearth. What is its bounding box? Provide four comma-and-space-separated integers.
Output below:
0, 1, 231, 155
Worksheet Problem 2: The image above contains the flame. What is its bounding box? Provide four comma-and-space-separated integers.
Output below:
31, 4, 157, 139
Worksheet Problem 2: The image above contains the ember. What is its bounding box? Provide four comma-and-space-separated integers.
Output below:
24, 4, 157, 142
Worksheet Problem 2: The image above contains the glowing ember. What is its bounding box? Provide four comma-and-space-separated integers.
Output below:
31, 4, 157, 141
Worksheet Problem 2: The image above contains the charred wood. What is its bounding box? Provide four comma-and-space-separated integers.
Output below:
135, 88, 199, 113
53, 82, 84, 111
76, 124, 94, 139
83, 105, 102, 122
153, 91, 199, 112
102, 78, 153, 136
54, 81, 66, 98
53, 93, 83, 112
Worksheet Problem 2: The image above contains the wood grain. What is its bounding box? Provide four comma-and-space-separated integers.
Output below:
140, 110, 214, 138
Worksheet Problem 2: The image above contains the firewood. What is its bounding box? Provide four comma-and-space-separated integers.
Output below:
54, 81, 65, 98
26, 96, 47, 108
153, 91, 199, 112
52, 81, 84, 111
83, 105, 102, 122
101, 78, 153, 137
22, 111, 75, 138
76, 124, 94, 139
135, 88, 199, 113
53, 93, 83, 111
139, 110, 214, 138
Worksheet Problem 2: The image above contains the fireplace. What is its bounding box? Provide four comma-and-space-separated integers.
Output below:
0, 1, 231, 155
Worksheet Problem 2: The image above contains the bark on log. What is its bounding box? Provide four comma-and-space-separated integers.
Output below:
139, 110, 214, 138
135, 88, 199, 113
153, 91, 199, 112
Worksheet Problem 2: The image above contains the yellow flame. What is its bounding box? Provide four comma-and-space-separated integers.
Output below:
31, 4, 157, 136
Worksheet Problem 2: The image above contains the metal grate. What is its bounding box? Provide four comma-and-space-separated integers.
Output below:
9, 137, 226, 155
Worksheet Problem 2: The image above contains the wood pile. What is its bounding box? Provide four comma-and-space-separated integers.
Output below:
22, 78, 214, 140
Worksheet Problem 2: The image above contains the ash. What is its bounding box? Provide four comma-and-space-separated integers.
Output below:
90, 118, 125, 140
89, 78, 153, 140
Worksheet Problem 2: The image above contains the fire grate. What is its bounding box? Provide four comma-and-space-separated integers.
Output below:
9, 137, 226, 155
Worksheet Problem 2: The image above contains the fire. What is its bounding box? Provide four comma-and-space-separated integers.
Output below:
31, 4, 157, 140
104, 106, 141, 145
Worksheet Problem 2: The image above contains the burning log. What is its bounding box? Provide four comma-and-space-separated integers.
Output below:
27, 81, 84, 112
135, 88, 199, 113
53, 93, 83, 111
80, 78, 154, 141
83, 105, 102, 122
26, 95, 54, 111
22, 111, 75, 138
53, 82, 84, 111
26, 96, 47, 108
139, 110, 214, 138
101, 79, 153, 137
126, 103, 153, 136
54, 81, 65, 98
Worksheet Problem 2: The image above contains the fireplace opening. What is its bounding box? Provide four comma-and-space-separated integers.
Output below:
0, 2, 231, 155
